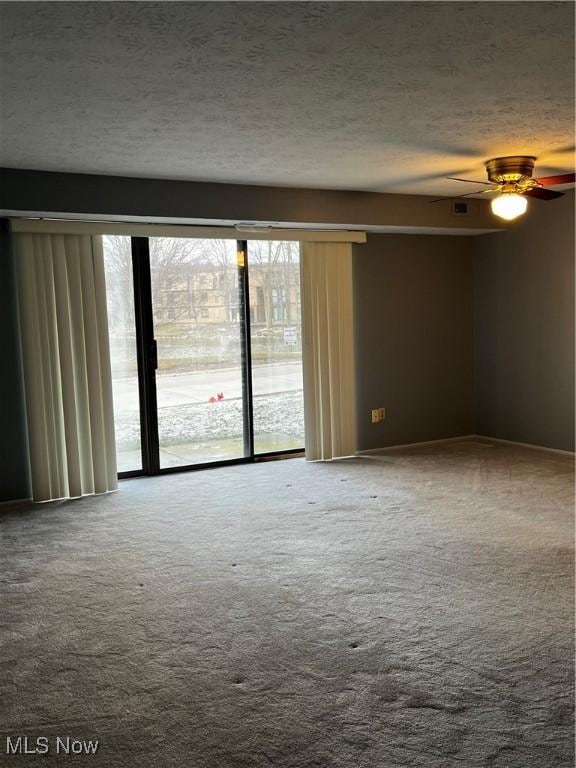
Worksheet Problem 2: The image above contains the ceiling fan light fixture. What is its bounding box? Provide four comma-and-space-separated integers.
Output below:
490, 192, 528, 221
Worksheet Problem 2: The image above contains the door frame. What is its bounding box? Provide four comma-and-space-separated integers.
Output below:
118, 236, 302, 479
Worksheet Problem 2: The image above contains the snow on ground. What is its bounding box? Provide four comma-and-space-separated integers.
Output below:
115, 391, 305, 450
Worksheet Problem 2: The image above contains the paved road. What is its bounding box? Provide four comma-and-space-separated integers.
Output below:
113, 361, 303, 411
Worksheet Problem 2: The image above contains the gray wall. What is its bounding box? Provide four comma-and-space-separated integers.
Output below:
354, 234, 474, 450
1, 177, 573, 501
0, 168, 497, 232
0, 224, 30, 502
474, 191, 575, 452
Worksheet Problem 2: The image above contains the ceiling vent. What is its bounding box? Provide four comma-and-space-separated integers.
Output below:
452, 201, 469, 216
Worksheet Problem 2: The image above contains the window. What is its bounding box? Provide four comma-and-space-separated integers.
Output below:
102, 236, 304, 476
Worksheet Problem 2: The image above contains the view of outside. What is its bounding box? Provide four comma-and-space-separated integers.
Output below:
102, 235, 304, 471
149, 237, 244, 467
102, 235, 142, 472
248, 240, 303, 453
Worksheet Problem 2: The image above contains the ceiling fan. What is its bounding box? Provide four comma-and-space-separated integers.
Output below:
432, 156, 576, 220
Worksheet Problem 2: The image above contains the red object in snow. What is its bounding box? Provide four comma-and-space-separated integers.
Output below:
217, 392, 224, 400
208, 396, 217, 403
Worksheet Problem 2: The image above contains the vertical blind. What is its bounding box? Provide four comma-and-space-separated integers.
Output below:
14, 233, 117, 502
300, 241, 357, 460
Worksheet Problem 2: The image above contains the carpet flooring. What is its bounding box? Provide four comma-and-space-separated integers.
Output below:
0, 439, 574, 767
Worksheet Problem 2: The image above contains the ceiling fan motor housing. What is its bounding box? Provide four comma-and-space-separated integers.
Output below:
485, 155, 536, 184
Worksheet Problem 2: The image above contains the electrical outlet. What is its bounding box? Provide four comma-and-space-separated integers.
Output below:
371, 409, 380, 424
379, 407, 386, 421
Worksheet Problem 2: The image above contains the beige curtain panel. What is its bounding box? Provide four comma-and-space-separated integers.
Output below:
300, 241, 357, 460
14, 233, 118, 502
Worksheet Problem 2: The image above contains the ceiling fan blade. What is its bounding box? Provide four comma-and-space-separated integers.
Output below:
534, 173, 576, 186
524, 187, 564, 200
446, 177, 495, 186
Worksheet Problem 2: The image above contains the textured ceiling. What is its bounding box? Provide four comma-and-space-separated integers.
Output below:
0, 2, 574, 196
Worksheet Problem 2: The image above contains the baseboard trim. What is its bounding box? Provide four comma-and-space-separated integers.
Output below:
0, 496, 32, 508
357, 434, 575, 457
357, 435, 476, 455
471, 435, 575, 457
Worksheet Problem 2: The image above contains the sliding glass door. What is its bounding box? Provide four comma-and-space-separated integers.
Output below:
102, 235, 304, 476
149, 238, 245, 468
248, 240, 304, 453
102, 235, 143, 473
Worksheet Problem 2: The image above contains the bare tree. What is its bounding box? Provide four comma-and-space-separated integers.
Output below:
248, 240, 299, 329
200, 239, 239, 325
102, 235, 133, 329
103, 235, 300, 333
